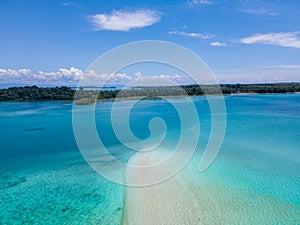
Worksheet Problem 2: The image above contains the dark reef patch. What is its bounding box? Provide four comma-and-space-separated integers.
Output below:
0, 174, 26, 190
23, 127, 44, 132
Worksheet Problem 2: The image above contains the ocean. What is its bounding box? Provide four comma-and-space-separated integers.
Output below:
0, 94, 299, 224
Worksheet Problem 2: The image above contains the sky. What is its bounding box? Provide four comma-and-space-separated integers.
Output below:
0, 0, 300, 86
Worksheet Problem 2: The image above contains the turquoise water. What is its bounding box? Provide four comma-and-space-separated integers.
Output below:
0, 94, 299, 224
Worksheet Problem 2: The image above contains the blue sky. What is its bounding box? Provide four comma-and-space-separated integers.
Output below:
0, 0, 300, 85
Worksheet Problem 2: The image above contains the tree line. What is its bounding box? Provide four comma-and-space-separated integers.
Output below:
0, 83, 299, 102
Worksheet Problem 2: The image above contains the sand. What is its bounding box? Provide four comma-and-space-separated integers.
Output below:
121, 151, 202, 225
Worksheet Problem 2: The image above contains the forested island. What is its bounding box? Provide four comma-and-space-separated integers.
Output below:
0, 83, 299, 103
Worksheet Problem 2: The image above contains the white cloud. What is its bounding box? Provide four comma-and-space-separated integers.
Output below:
1, 65, 299, 87
0, 67, 84, 86
0, 68, 31, 78
169, 31, 215, 39
187, 0, 213, 6
215, 65, 300, 84
241, 32, 300, 49
0, 67, 194, 86
210, 41, 227, 47
239, 0, 278, 16
82, 70, 193, 86
130, 73, 193, 87
240, 8, 277, 16
69, 70, 135, 86
261, 65, 300, 69
135, 71, 142, 79
62, 2, 79, 7
88, 9, 161, 32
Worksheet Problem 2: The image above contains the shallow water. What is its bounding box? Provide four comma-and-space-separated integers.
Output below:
0, 94, 299, 224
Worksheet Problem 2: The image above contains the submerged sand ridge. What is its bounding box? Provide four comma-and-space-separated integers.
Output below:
121, 150, 300, 225
121, 151, 202, 225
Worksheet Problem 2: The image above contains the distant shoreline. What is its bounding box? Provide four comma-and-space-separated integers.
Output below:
0, 83, 299, 103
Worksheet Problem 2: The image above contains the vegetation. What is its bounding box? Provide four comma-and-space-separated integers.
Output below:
0, 86, 75, 101
0, 83, 299, 103
218, 83, 300, 94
